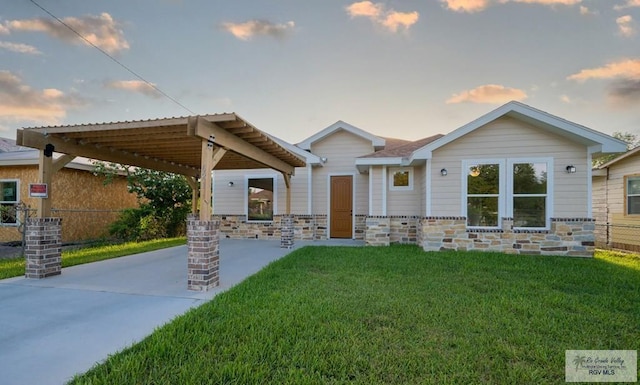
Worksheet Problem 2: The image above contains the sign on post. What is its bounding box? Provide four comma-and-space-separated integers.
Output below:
29, 183, 48, 198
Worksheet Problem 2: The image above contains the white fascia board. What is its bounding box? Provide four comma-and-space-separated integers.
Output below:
411, 101, 628, 161
355, 157, 403, 173
297, 120, 385, 151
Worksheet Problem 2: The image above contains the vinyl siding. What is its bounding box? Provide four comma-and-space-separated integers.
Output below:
310, 130, 372, 215
370, 166, 384, 215
429, 116, 589, 218
213, 166, 309, 215
387, 166, 423, 216
603, 155, 640, 220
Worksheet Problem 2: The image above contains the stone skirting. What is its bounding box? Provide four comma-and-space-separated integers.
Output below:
417, 217, 596, 257
216, 214, 328, 240
25, 217, 62, 278
187, 217, 220, 291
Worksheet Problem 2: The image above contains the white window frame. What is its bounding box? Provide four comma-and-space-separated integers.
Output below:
626, 175, 640, 216
507, 158, 553, 230
462, 159, 505, 230
0, 179, 20, 226
389, 167, 413, 191
462, 158, 553, 230
245, 174, 277, 222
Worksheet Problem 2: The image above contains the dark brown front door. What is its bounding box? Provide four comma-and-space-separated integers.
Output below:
330, 175, 353, 238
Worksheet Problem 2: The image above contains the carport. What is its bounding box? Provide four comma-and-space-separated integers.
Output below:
16, 113, 305, 290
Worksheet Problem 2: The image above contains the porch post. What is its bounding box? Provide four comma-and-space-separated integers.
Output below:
25, 217, 62, 278
187, 215, 220, 291
281, 173, 294, 248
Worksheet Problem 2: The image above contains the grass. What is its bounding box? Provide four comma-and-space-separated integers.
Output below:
69, 246, 640, 385
0, 237, 186, 280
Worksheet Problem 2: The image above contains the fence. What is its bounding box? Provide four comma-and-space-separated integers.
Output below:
595, 223, 640, 253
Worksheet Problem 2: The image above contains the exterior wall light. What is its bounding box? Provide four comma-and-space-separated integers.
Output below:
320, 157, 328, 163
566, 165, 576, 173
228, 181, 234, 187
440, 168, 448, 176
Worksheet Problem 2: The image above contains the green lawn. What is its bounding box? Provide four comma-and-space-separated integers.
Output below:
70, 246, 640, 385
0, 238, 186, 280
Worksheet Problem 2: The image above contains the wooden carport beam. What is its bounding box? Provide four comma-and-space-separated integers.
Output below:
17, 129, 197, 177
194, 117, 295, 176
186, 177, 199, 214
199, 144, 227, 220
282, 172, 292, 214
35, 152, 76, 218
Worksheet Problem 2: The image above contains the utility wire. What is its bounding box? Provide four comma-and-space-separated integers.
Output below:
28, 0, 196, 115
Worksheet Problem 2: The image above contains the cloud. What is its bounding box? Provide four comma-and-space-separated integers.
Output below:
560, 94, 572, 103
446, 84, 528, 104
567, 59, 640, 81
617, 15, 636, 37
440, 0, 492, 12
579, 5, 597, 15
0, 70, 85, 124
221, 20, 295, 41
0, 24, 9, 35
441, 0, 581, 13
104, 80, 162, 98
614, 0, 640, 11
609, 79, 640, 103
0, 41, 42, 54
4, 13, 129, 54
346, 1, 419, 32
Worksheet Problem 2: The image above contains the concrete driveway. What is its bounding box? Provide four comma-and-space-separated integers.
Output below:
0, 238, 362, 385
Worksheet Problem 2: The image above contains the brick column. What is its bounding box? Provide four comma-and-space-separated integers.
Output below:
25, 217, 62, 279
187, 216, 220, 291
280, 214, 294, 249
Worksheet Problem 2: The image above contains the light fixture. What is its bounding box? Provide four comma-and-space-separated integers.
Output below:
440, 168, 448, 176
228, 181, 234, 187
566, 165, 576, 174
320, 157, 328, 163
469, 166, 480, 177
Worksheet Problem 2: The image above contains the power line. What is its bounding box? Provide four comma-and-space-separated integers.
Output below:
27, 0, 196, 115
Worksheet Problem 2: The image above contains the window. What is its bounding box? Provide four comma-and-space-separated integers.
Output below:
464, 159, 552, 229
466, 163, 501, 227
0, 180, 18, 225
512, 163, 547, 228
389, 168, 413, 190
627, 176, 640, 215
247, 177, 274, 221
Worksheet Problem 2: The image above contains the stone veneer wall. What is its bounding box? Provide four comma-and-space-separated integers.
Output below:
216, 214, 328, 240
417, 217, 595, 257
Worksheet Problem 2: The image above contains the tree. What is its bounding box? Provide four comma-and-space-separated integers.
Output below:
593, 131, 639, 167
93, 162, 193, 241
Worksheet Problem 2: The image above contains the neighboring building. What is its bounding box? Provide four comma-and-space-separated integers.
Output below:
592, 146, 640, 252
213, 101, 626, 257
0, 141, 138, 243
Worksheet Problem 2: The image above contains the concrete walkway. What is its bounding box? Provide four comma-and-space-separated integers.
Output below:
0, 238, 362, 385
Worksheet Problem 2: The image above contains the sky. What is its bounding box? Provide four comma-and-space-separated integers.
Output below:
0, 0, 639, 144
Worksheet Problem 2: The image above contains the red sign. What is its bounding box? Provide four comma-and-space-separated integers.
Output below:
29, 183, 48, 198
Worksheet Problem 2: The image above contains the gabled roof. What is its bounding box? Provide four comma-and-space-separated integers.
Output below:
296, 120, 385, 151
597, 145, 640, 169
354, 134, 444, 172
411, 101, 628, 160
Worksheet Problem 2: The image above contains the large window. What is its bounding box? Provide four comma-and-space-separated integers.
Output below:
464, 159, 551, 229
512, 162, 547, 228
627, 176, 640, 215
389, 167, 413, 190
466, 163, 501, 227
247, 177, 274, 221
0, 180, 18, 225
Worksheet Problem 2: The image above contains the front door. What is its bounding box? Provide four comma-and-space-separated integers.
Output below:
330, 175, 353, 238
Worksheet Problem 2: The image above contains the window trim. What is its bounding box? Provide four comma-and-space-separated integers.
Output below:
0, 179, 20, 226
245, 174, 277, 222
389, 167, 413, 191
507, 158, 553, 230
462, 159, 505, 230
625, 174, 640, 216
462, 158, 553, 230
